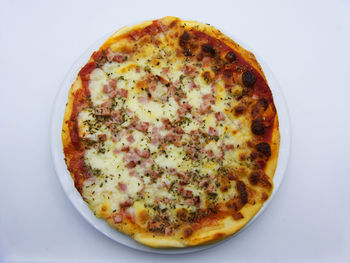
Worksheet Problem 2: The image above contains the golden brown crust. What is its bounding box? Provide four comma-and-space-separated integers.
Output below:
62, 16, 280, 248
62, 77, 83, 180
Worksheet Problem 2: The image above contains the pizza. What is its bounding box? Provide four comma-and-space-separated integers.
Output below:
62, 16, 279, 248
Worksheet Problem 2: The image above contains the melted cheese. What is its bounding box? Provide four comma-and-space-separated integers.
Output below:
79, 24, 258, 227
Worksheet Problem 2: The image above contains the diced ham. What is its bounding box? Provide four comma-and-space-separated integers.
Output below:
126, 161, 136, 168
102, 100, 112, 108
109, 79, 117, 88
114, 214, 123, 223
118, 88, 128, 98
177, 103, 192, 116
182, 189, 193, 198
149, 84, 157, 91
173, 127, 184, 134
95, 106, 111, 116
126, 135, 135, 143
185, 145, 199, 160
199, 179, 208, 188
135, 122, 149, 133
150, 126, 162, 145
168, 168, 176, 174
108, 90, 117, 98
208, 127, 218, 136
126, 108, 133, 116
205, 184, 214, 193
113, 54, 126, 63
206, 150, 215, 158
224, 144, 234, 150
135, 66, 141, 73
137, 185, 146, 195
154, 196, 160, 204
202, 94, 216, 105
103, 84, 112, 94
92, 50, 103, 61
129, 170, 142, 180
154, 20, 168, 32
105, 49, 127, 63
102, 80, 117, 98
209, 174, 217, 180
120, 199, 133, 208
151, 137, 160, 145
165, 132, 181, 147
121, 146, 130, 152
183, 65, 198, 76
177, 173, 189, 183
189, 79, 199, 89
98, 134, 107, 141
124, 151, 141, 163
140, 157, 153, 168
215, 112, 226, 121
123, 152, 141, 168
147, 220, 163, 232
135, 148, 150, 158
202, 57, 211, 67
161, 67, 169, 75
118, 182, 127, 192
145, 169, 160, 180
193, 196, 201, 206
199, 104, 211, 115
164, 226, 172, 236
106, 49, 115, 61
163, 197, 170, 204
110, 110, 123, 124
137, 96, 149, 104
113, 129, 127, 142
129, 170, 138, 177
162, 118, 172, 130
130, 30, 141, 41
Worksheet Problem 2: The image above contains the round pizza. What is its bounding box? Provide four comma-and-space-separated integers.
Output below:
62, 16, 280, 248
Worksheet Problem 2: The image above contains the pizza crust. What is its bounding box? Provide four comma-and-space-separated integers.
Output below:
62, 16, 280, 248
62, 77, 83, 179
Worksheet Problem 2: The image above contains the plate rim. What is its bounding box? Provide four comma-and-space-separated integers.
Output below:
50, 21, 291, 255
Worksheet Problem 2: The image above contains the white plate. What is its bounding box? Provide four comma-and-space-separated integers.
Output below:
50, 25, 291, 254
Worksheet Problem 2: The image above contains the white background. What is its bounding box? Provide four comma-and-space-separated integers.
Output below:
1, 0, 349, 262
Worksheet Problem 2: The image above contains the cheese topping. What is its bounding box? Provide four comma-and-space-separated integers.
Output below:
67, 18, 276, 239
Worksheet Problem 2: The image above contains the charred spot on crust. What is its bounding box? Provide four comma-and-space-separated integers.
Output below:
183, 227, 193, 238
260, 174, 272, 188
223, 69, 233, 78
179, 31, 191, 48
225, 51, 236, 62
183, 49, 192, 57
251, 119, 265, 135
202, 71, 212, 83
242, 70, 256, 87
232, 212, 244, 220
234, 105, 245, 116
250, 151, 259, 160
255, 142, 271, 157
193, 196, 201, 206
261, 192, 269, 201
201, 43, 216, 56
226, 199, 239, 211
259, 98, 269, 111
177, 208, 188, 220
236, 181, 248, 205
249, 172, 260, 185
